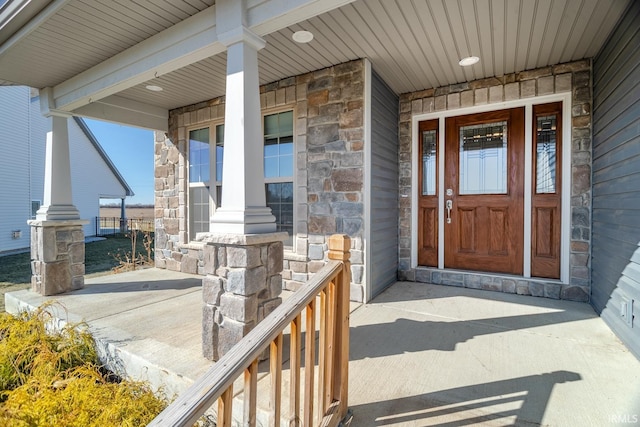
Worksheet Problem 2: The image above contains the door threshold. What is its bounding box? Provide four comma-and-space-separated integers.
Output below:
408, 266, 588, 302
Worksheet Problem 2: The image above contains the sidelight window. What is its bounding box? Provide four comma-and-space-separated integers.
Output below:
535, 116, 557, 194
422, 129, 437, 196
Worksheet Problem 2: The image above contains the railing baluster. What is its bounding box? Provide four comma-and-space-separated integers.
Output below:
304, 299, 316, 427
218, 386, 233, 427
270, 333, 283, 427
328, 235, 352, 420
317, 287, 327, 424
289, 314, 301, 426
244, 359, 258, 427
324, 280, 336, 410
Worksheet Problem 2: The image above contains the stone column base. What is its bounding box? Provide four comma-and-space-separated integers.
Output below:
28, 219, 88, 296
199, 232, 287, 361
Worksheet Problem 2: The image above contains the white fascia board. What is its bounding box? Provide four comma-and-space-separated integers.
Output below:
99, 194, 129, 199
247, 0, 357, 35
53, 6, 222, 112
72, 95, 168, 132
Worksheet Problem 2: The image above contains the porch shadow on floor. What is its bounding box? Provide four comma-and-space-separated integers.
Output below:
5, 270, 640, 426
350, 370, 581, 426
348, 281, 640, 426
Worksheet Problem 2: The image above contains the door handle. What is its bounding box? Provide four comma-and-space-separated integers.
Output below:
446, 200, 452, 224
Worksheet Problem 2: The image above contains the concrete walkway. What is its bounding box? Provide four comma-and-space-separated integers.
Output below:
5, 269, 640, 426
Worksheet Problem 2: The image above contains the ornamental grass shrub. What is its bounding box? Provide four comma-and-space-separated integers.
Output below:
0, 304, 167, 426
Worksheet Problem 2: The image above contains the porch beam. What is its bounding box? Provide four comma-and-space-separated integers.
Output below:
71, 95, 169, 132
45, 0, 355, 115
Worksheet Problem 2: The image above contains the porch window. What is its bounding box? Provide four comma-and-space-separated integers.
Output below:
31, 200, 41, 219
214, 124, 224, 204
264, 111, 294, 246
188, 124, 224, 238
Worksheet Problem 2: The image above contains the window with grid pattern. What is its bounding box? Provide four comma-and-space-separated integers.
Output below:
264, 111, 294, 246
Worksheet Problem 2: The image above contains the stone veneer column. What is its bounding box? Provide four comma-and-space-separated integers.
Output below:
200, 232, 287, 361
29, 115, 88, 295
28, 220, 86, 296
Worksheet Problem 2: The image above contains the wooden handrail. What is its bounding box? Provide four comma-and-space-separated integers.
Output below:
148, 234, 351, 427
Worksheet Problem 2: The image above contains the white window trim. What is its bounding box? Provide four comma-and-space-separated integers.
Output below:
410, 92, 572, 284
186, 121, 223, 241
262, 106, 297, 251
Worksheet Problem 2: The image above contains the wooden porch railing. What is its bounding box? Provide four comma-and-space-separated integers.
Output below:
148, 234, 352, 427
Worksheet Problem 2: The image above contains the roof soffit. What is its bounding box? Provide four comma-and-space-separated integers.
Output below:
0, 0, 631, 125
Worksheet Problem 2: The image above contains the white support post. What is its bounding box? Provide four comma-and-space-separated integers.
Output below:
36, 115, 80, 220
28, 113, 87, 296
209, 22, 276, 234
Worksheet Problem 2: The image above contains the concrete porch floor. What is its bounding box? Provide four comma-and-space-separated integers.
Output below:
5, 268, 640, 426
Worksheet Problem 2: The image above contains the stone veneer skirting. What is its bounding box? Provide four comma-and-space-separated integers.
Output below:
414, 268, 587, 301
398, 60, 593, 302
154, 60, 366, 302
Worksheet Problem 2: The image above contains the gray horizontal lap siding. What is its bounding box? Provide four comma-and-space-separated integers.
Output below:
369, 70, 399, 298
591, 0, 640, 358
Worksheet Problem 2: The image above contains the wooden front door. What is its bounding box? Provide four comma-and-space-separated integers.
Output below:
443, 108, 525, 275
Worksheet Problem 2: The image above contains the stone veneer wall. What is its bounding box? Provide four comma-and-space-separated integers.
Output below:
154, 60, 366, 301
398, 60, 593, 302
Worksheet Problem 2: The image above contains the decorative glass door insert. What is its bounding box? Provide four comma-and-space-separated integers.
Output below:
459, 121, 508, 195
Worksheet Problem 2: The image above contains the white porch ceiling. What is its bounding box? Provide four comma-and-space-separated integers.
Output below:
0, 0, 631, 126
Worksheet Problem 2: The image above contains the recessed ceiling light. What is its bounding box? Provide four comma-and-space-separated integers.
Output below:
292, 30, 313, 43
459, 56, 480, 67
145, 85, 163, 92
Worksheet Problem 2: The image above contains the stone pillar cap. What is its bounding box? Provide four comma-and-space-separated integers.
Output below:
197, 232, 288, 246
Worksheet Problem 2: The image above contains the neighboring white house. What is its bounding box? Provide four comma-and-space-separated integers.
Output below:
0, 86, 133, 253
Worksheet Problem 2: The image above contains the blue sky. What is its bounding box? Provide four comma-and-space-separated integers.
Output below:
84, 119, 155, 205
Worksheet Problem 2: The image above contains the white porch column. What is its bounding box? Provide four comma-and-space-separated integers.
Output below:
36, 115, 80, 220
28, 114, 87, 296
209, 26, 276, 234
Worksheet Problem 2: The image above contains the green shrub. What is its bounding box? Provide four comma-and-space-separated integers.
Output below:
0, 305, 167, 426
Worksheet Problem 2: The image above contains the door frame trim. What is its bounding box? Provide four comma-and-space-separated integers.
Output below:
411, 92, 572, 283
